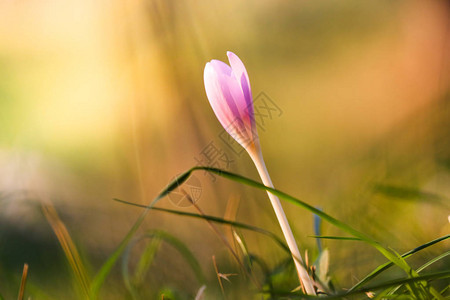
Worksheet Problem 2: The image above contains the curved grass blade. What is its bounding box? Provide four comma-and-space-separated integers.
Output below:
122, 236, 161, 299
348, 234, 449, 292
440, 285, 449, 296
247, 253, 271, 280
90, 170, 193, 299
233, 229, 252, 271
122, 229, 206, 298
417, 251, 450, 273
134, 238, 161, 285
264, 270, 450, 299
113, 198, 290, 253
386, 250, 450, 296
42, 203, 90, 299
308, 236, 362, 241
247, 253, 275, 297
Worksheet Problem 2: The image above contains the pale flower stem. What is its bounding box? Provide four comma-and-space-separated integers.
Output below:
249, 148, 316, 295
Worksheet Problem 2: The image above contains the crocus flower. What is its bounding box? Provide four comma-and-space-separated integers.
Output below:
204, 51, 258, 154
203, 51, 316, 295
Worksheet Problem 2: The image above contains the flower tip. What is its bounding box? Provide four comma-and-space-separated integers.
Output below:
226, 51, 237, 60
203, 62, 211, 76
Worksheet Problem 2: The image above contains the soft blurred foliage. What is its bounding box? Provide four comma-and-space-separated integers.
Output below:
0, 0, 449, 298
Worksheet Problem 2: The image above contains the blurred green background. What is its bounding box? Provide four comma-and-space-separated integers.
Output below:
0, 0, 449, 298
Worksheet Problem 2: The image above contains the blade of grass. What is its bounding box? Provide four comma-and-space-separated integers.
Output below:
386, 251, 450, 296
265, 270, 450, 299
247, 253, 279, 299
233, 229, 252, 271
387, 248, 425, 298
121, 235, 162, 299
17, 263, 28, 300
440, 285, 449, 295
42, 203, 90, 299
223, 196, 240, 256
113, 198, 290, 254
133, 238, 161, 285
312, 249, 332, 294
247, 253, 271, 282
116, 197, 306, 289
417, 251, 450, 273
348, 234, 449, 292
89, 171, 193, 298
308, 236, 362, 241
188, 194, 261, 289
122, 229, 206, 289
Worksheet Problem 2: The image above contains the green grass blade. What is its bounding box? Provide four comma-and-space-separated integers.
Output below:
386, 251, 450, 297
113, 198, 290, 254
233, 229, 252, 271
122, 235, 161, 299
90, 170, 193, 299
247, 253, 271, 279
440, 285, 449, 295
134, 238, 161, 285
266, 270, 450, 299
387, 248, 425, 297
142, 230, 206, 283
89, 210, 148, 298
348, 235, 449, 292
122, 230, 205, 298
417, 251, 450, 273
308, 235, 362, 241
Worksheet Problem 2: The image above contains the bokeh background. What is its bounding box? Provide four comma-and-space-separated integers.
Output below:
0, 0, 449, 298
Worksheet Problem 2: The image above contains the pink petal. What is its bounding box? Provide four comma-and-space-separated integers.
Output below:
210, 59, 232, 76
227, 51, 253, 108
204, 62, 234, 131
217, 72, 256, 142
204, 53, 259, 149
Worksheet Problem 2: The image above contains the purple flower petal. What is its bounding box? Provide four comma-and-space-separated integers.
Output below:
227, 51, 253, 107
204, 62, 234, 130
210, 59, 232, 76
218, 72, 255, 142
203, 52, 258, 150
